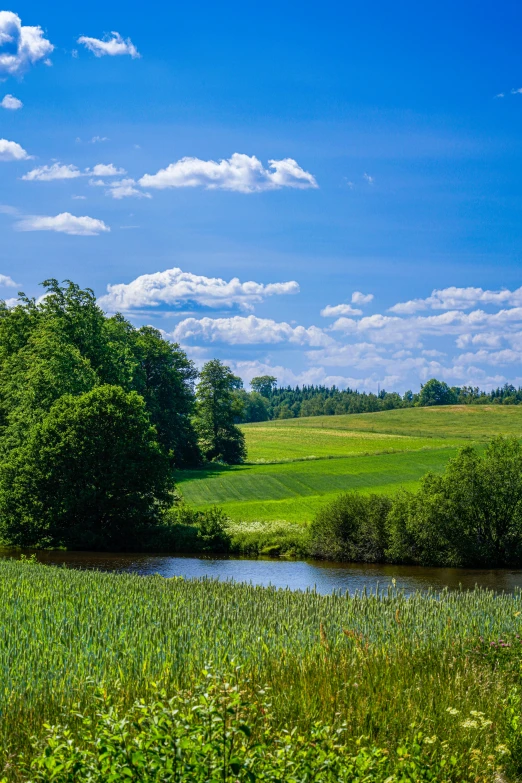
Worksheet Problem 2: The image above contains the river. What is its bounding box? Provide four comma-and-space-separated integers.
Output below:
1, 549, 522, 594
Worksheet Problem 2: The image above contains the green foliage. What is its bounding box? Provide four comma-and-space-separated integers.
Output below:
227, 519, 310, 557
0, 385, 173, 549
157, 504, 231, 552
132, 326, 201, 466
250, 374, 277, 397
196, 359, 246, 464
310, 493, 392, 561
0, 561, 520, 781
235, 389, 269, 422
387, 436, 522, 567
419, 378, 458, 407
25, 670, 502, 782
308, 437, 522, 567
0, 280, 201, 469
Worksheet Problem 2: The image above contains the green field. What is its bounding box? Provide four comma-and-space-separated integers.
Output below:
2, 560, 522, 780
176, 406, 522, 523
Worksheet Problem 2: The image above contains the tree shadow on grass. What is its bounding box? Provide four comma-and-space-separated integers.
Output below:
174, 462, 251, 483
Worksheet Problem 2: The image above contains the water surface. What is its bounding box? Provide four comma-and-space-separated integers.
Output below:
2, 549, 522, 595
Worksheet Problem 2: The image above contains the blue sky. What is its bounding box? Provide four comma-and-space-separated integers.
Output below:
2, 0, 522, 392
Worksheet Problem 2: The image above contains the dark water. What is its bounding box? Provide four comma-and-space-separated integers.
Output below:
2, 549, 522, 595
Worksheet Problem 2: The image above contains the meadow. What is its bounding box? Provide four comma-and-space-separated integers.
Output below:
1, 558, 522, 781
176, 405, 522, 523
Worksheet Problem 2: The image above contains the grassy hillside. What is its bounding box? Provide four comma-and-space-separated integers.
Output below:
176, 405, 522, 523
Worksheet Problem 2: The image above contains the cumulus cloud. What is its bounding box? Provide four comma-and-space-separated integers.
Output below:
139, 153, 318, 193
351, 291, 374, 305
22, 163, 82, 181
98, 267, 300, 312
389, 286, 522, 314
23, 162, 126, 181
88, 163, 126, 176
77, 32, 140, 59
330, 308, 522, 349
15, 212, 110, 236
171, 315, 333, 347
321, 304, 363, 317
0, 274, 17, 287
0, 139, 30, 161
0, 11, 53, 78
90, 177, 150, 199
1, 94, 22, 110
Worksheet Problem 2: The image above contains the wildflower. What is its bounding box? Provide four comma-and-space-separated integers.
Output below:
446, 707, 459, 715
461, 719, 479, 728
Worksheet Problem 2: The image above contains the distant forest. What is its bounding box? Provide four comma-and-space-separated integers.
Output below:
238, 375, 522, 422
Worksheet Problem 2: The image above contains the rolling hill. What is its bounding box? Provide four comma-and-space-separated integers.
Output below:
176, 405, 522, 523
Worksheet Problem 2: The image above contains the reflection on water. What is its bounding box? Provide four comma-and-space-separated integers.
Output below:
1, 548, 522, 595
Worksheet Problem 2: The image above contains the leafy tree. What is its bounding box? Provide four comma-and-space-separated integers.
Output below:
235, 390, 269, 423
132, 327, 200, 466
195, 360, 246, 464
419, 378, 457, 406
0, 325, 97, 445
250, 375, 277, 398
39, 279, 109, 376
0, 385, 173, 549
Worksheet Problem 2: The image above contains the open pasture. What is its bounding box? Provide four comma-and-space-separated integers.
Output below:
178, 446, 461, 522
177, 406, 522, 522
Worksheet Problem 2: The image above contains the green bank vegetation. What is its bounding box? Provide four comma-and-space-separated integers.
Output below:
1, 559, 522, 781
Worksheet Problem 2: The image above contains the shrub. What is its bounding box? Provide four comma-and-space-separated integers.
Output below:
24, 669, 503, 782
309, 492, 391, 561
154, 505, 231, 553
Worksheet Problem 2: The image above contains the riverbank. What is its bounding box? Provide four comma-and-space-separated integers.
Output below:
1, 558, 521, 780
3, 548, 522, 594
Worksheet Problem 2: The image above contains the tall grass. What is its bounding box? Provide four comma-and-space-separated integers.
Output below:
1, 559, 522, 779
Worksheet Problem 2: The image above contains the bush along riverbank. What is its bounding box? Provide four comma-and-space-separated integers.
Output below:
1, 558, 522, 781
169, 436, 522, 564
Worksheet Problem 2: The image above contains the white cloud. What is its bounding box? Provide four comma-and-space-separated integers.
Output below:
171, 315, 333, 347
15, 212, 110, 236
22, 163, 82, 181
90, 136, 109, 144
0, 274, 17, 287
454, 349, 522, 367
0, 11, 53, 77
72, 195, 87, 200
98, 267, 300, 312
389, 286, 522, 314
89, 163, 126, 176
91, 177, 150, 199
22, 161, 127, 182
1, 94, 22, 110
0, 139, 30, 161
351, 291, 374, 305
363, 172, 374, 185
139, 153, 318, 193
321, 304, 362, 317
77, 32, 140, 59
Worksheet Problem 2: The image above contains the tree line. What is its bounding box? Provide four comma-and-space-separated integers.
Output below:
0, 280, 245, 549
237, 376, 522, 422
